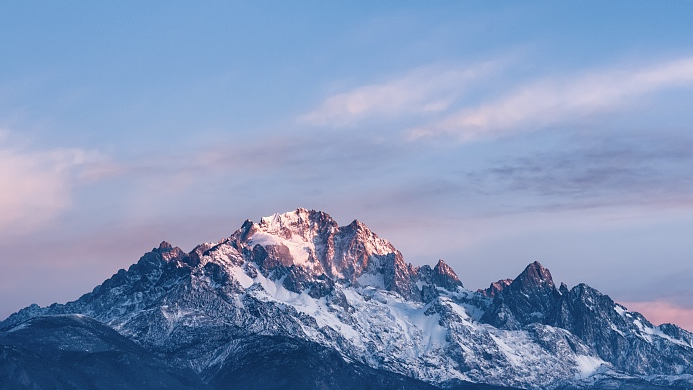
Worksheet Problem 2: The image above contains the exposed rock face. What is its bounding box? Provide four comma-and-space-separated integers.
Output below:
480, 261, 693, 377
2, 209, 692, 390
433, 259, 464, 291
480, 279, 513, 298
482, 261, 561, 328
211, 208, 458, 301
219, 210, 404, 296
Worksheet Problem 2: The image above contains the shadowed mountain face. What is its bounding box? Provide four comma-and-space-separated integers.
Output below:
205, 336, 513, 390
482, 261, 560, 328
0, 315, 513, 390
2, 209, 692, 390
0, 315, 210, 390
481, 262, 693, 375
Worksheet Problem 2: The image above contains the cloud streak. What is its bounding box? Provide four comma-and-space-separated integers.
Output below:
464, 131, 693, 214
106, 131, 411, 191
410, 56, 693, 140
299, 61, 503, 127
0, 134, 105, 234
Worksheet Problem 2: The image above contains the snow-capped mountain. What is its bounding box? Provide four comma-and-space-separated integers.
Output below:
2, 208, 692, 390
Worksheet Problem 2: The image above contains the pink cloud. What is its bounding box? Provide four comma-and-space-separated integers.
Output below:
620, 300, 693, 332
0, 131, 114, 235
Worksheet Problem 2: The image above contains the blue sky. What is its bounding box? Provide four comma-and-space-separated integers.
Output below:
2, 1, 693, 329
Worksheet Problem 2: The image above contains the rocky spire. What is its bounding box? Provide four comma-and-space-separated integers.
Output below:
480, 278, 513, 298
481, 261, 560, 329
512, 261, 555, 292
158, 241, 173, 251
432, 259, 463, 290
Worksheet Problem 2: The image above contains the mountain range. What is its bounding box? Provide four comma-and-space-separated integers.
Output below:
2, 208, 692, 389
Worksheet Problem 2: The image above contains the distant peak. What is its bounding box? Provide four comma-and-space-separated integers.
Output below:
158, 241, 173, 251
348, 219, 367, 230
480, 278, 513, 298
433, 259, 463, 290
559, 282, 569, 294
434, 259, 450, 271
514, 261, 555, 290
526, 261, 550, 276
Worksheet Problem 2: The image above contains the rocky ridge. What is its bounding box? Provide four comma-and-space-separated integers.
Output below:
2, 208, 692, 390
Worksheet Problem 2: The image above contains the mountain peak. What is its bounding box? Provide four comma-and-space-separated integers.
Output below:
148, 241, 186, 263
347, 219, 366, 229
481, 261, 559, 329
5, 210, 693, 390
432, 259, 463, 290
218, 209, 424, 299
480, 278, 513, 297
514, 261, 555, 290
434, 259, 449, 268
257, 208, 337, 238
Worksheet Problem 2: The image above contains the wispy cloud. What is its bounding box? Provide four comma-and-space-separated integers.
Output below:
464, 131, 693, 214
409, 56, 693, 140
299, 61, 503, 127
0, 133, 105, 234
112, 132, 409, 189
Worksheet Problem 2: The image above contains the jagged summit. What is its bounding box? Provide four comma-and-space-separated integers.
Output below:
432, 259, 463, 290
256, 208, 338, 240
478, 262, 552, 300
480, 278, 513, 298
204, 208, 450, 300
131, 209, 455, 301
481, 261, 562, 328
513, 261, 555, 290
3, 209, 693, 390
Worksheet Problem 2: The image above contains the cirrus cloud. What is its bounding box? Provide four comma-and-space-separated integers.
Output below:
409, 56, 693, 141
298, 61, 504, 127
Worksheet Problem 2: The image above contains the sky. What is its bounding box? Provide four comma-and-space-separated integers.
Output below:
2, 1, 693, 330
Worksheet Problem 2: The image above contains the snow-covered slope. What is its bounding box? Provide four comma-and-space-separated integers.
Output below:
2, 208, 692, 389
